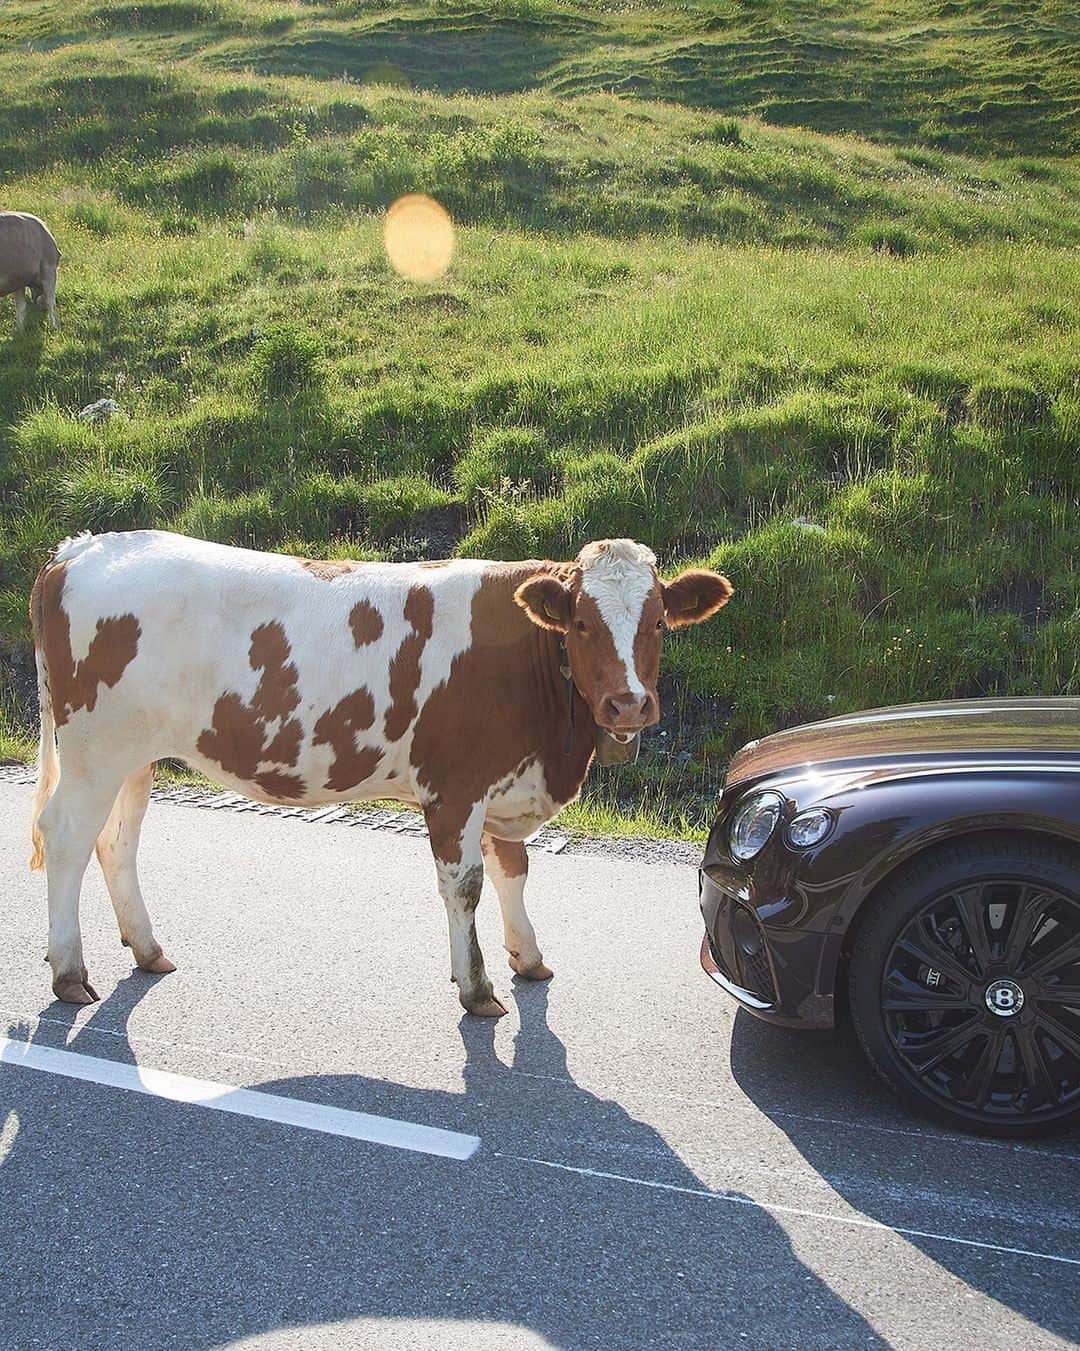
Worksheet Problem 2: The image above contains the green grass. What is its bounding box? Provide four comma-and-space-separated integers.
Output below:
3, 0, 1075, 155
0, 722, 34, 765
0, 0, 1077, 836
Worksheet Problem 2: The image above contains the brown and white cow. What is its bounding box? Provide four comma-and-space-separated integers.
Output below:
1, 212, 60, 329
29, 531, 732, 1015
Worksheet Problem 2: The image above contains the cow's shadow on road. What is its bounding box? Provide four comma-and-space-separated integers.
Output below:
0, 978, 893, 1350
729, 1010, 1080, 1345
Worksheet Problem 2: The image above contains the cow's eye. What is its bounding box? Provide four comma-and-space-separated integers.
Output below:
656, 618, 664, 630
575, 619, 588, 633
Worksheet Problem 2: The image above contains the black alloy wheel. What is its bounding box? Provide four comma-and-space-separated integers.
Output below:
850, 836, 1080, 1136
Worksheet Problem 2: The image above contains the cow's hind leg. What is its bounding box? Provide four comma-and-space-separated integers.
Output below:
38, 771, 124, 1004
13, 291, 26, 331
481, 834, 552, 981
426, 801, 506, 1018
96, 765, 175, 975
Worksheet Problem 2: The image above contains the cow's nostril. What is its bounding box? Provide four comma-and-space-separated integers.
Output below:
607, 693, 649, 723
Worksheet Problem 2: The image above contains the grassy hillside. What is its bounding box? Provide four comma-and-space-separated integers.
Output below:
1, 1, 1077, 830
3, 0, 1077, 155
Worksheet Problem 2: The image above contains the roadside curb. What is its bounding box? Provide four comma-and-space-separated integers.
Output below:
0, 764, 699, 867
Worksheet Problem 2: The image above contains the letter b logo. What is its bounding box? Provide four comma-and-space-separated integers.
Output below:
985, 979, 1024, 1017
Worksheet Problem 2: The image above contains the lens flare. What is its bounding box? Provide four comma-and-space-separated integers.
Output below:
384, 194, 454, 283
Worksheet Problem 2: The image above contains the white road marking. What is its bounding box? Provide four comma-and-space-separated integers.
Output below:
0, 1037, 479, 1161
0, 1110, 19, 1164
502, 1154, 1080, 1268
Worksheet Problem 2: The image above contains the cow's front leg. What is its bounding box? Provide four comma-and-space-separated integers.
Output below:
425, 801, 507, 1018
481, 834, 552, 980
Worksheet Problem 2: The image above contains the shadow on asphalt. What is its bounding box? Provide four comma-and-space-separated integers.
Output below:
0, 974, 893, 1350
729, 1009, 1080, 1346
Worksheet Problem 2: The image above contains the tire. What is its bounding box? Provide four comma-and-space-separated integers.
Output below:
849, 834, 1080, 1137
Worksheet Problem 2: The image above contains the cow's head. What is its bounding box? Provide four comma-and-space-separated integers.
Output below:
514, 540, 732, 751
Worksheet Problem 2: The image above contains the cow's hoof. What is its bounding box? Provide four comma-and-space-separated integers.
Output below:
465, 996, 509, 1018
138, 952, 177, 975
53, 978, 100, 1005
509, 955, 554, 981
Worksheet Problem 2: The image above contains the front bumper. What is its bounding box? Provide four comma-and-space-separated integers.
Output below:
699, 870, 835, 1029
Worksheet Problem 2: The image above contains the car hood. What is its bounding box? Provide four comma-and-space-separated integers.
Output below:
726, 697, 1080, 789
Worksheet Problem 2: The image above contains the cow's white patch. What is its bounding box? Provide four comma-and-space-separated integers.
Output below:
484, 756, 560, 839
578, 539, 657, 698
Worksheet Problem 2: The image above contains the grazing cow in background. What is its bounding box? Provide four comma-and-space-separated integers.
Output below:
0, 211, 61, 330
29, 531, 732, 1015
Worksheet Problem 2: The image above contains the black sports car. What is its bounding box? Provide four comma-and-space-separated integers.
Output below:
699, 698, 1080, 1136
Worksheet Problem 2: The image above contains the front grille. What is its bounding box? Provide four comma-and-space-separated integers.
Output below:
738, 917, 778, 1005
710, 894, 778, 1006
707, 924, 736, 981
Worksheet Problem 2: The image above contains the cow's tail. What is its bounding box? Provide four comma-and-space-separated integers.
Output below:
28, 568, 59, 872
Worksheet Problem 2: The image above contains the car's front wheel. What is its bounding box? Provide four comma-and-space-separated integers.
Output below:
849, 835, 1080, 1136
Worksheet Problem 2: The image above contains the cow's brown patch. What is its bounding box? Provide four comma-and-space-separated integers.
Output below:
313, 687, 383, 791
418, 560, 449, 569
249, 623, 300, 724
632, 590, 667, 693
412, 564, 594, 864
198, 693, 264, 778
32, 559, 142, 727
484, 834, 528, 878
349, 600, 384, 647
298, 559, 365, 582
197, 621, 305, 791
254, 769, 306, 799
384, 584, 434, 741
29, 556, 51, 652
263, 719, 302, 766
564, 591, 629, 709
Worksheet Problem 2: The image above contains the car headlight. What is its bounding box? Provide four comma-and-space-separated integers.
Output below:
786, 807, 834, 849
728, 791, 784, 861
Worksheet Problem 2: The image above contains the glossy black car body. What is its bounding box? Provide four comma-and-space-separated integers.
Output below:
700, 697, 1080, 1132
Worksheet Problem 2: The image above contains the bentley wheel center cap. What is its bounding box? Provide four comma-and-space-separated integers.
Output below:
984, 978, 1025, 1017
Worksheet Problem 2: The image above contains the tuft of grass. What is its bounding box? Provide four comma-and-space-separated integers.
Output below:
249, 323, 327, 401
60, 464, 165, 533
855, 223, 921, 257
556, 789, 708, 843
455, 426, 554, 501
703, 117, 744, 147
360, 475, 456, 538
173, 491, 278, 549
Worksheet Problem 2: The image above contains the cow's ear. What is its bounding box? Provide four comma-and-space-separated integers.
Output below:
514, 575, 573, 632
661, 570, 733, 628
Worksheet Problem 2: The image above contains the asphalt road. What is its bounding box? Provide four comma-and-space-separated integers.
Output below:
1, 779, 1078, 1350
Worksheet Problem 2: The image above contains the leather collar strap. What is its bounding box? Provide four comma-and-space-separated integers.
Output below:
558, 638, 576, 754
